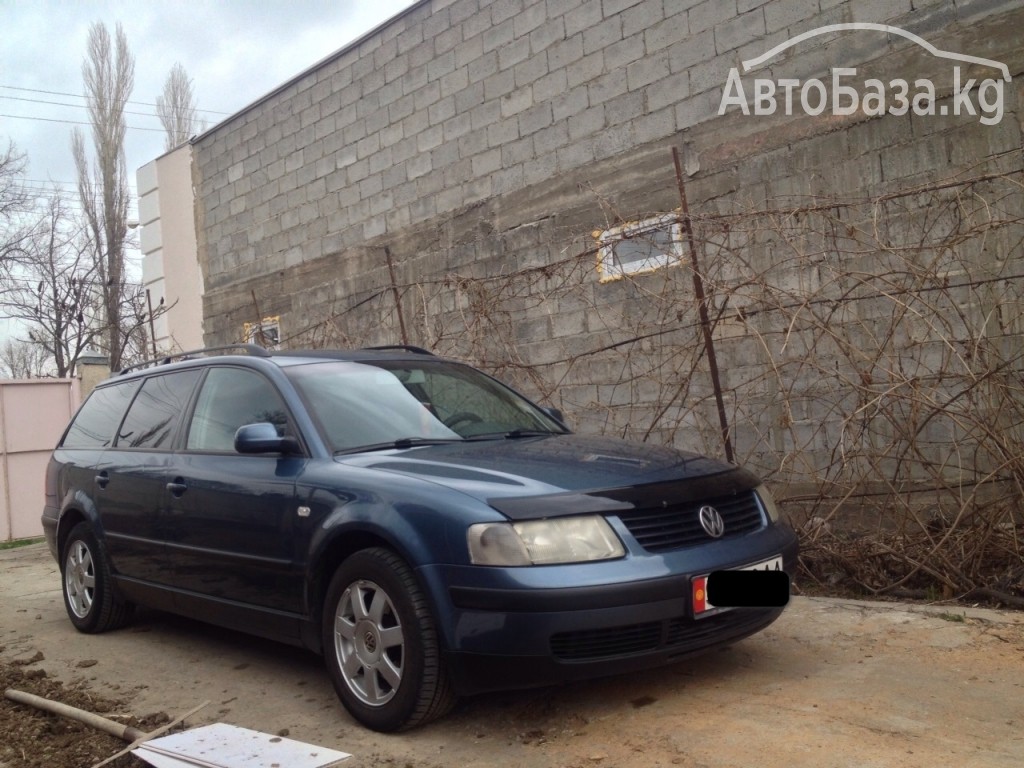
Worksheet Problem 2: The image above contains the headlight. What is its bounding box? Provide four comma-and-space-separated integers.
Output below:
468, 515, 625, 566
754, 484, 781, 523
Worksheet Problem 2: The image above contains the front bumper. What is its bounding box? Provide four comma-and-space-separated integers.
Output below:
445, 602, 784, 696
448, 606, 782, 696
423, 523, 799, 696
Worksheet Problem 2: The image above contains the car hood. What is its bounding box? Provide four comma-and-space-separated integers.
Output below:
335, 434, 759, 519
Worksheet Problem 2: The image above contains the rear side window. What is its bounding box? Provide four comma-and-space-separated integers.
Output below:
116, 370, 201, 449
61, 381, 139, 449
186, 367, 290, 452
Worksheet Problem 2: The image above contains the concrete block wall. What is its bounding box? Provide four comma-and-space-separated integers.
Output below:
192, 0, 1024, 494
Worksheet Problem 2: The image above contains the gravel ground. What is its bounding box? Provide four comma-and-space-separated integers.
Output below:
2, 542, 1023, 768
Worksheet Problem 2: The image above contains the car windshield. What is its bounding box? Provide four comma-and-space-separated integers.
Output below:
285, 360, 565, 453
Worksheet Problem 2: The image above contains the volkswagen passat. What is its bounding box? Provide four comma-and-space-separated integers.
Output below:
42, 345, 798, 731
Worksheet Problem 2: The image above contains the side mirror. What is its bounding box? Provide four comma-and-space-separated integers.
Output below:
234, 423, 299, 455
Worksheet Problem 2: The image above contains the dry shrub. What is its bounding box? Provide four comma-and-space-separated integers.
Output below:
278, 166, 1024, 606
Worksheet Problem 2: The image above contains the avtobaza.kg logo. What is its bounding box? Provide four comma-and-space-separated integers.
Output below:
719, 23, 1010, 126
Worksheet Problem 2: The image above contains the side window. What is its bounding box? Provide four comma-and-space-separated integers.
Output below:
61, 381, 139, 449
186, 368, 290, 453
116, 371, 201, 449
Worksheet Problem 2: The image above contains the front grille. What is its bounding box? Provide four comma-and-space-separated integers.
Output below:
550, 608, 777, 661
550, 622, 663, 660
615, 491, 764, 553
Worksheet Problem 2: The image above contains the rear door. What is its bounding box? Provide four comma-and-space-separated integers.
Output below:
103, 370, 202, 584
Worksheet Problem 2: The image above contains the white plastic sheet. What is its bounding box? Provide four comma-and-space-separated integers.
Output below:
133, 722, 351, 768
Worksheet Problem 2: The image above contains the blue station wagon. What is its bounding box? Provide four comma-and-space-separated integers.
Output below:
42, 345, 798, 731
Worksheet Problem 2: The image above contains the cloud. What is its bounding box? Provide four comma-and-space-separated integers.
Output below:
1, 0, 417, 186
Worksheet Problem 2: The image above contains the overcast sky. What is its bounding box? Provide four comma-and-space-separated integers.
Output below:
0, 0, 419, 345
1, 0, 419, 213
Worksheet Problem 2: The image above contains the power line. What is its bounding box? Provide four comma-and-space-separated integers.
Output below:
13, 188, 139, 203
7, 192, 140, 218
21, 181, 138, 194
0, 84, 231, 117
22, 179, 82, 187
1, 94, 166, 120
3, 275, 146, 288
0, 112, 166, 133
21, 180, 139, 195
19, 183, 140, 201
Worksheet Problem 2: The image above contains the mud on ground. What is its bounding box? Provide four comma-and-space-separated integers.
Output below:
2, 543, 1023, 768
0, 656, 165, 768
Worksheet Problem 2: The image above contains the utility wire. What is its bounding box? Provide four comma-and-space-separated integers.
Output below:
0, 112, 166, 132
22, 179, 89, 187
1, 94, 167, 120
0, 84, 231, 116
21, 182, 139, 195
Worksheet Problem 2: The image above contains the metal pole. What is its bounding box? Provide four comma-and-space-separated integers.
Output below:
671, 146, 734, 463
384, 246, 409, 345
145, 289, 158, 359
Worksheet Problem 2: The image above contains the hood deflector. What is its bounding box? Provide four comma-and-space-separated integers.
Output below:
487, 466, 760, 521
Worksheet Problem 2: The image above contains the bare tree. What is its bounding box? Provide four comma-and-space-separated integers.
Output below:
72, 20, 135, 372
1, 141, 32, 286
0, 338, 52, 379
156, 62, 205, 151
0, 141, 29, 228
0, 191, 103, 377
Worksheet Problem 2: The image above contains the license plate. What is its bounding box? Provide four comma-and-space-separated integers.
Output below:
692, 556, 783, 617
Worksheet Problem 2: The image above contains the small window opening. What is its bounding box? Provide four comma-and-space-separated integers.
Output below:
243, 316, 281, 349
595, 214, 685, 282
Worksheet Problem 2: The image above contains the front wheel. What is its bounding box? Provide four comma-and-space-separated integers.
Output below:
322, 548, 454, 731
61, 522, 133, 633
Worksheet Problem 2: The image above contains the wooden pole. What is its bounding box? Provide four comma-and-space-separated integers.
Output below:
4, 687, 209, 768
4, 688, 147, 742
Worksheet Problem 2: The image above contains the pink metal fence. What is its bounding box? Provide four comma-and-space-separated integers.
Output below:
0, 379, 79, 541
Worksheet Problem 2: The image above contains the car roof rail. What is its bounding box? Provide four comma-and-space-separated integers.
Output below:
117, 343, 273, 375
360, 345, 435, 356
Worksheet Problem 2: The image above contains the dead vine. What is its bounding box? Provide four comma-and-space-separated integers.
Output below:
279, 166, 1024, 606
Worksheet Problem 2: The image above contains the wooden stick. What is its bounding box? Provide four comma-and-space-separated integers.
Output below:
4, 688, 146, 742
3, 687, 210, 768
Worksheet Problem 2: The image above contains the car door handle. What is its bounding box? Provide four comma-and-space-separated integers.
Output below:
166, 479, 188, 497
95, 471, 109, 489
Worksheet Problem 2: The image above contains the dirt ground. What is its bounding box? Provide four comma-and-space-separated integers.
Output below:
2, 542, 1023, 768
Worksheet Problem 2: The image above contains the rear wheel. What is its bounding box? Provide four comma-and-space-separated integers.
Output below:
322, 548, 454, 731
61, 522, 133, 633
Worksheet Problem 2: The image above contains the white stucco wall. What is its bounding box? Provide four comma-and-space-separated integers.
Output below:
138, 144, 204, 354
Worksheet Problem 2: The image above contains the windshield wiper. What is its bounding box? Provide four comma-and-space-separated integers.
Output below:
334, 437, 463, 455
466, 429, 561, 440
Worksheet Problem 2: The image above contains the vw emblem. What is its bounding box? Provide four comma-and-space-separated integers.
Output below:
699, 505, 725, 538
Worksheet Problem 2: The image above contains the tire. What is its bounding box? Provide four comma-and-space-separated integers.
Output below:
322, 548, 455, 732
61, 522, 133, 633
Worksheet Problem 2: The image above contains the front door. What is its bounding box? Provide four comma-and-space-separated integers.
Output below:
161, 366, 306, 613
